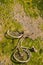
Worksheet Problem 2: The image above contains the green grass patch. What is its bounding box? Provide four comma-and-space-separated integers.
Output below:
17, 0, 43, 18
38, 23, 43, 31
0, 0, 23, 56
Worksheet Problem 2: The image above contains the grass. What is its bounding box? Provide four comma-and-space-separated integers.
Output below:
38, 23, 43, 31
0, 0, 23, 55
0, 36, 43, 65
0, 0, 43, 65
17, 0, 39, 18
22, 37, 43, 65
17, 0, 43, 18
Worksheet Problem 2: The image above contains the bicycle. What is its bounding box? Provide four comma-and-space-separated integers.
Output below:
5, 30, 31, 63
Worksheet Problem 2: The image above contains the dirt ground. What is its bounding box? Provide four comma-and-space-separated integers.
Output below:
0, 2, 43, 41
14, 3, 43, 40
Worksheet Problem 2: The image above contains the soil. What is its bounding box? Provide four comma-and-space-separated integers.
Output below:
14, 3, 43, 40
